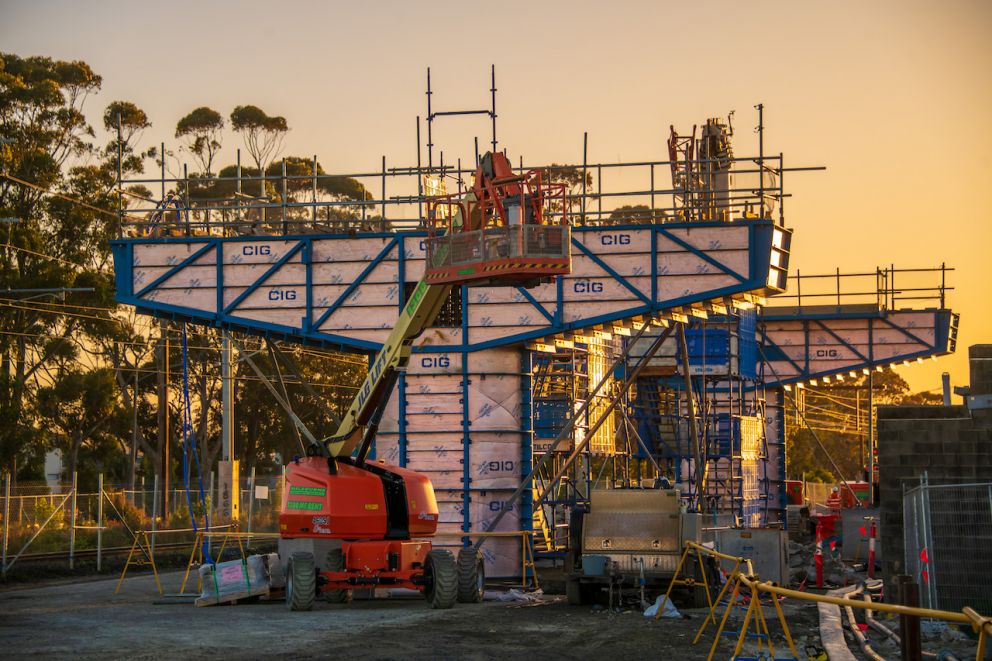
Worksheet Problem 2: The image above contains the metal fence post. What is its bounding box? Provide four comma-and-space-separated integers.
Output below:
896, 574, 922, 661
246, 466, 256, 546
151, 474, 159, 556
97, 473, 104, 572
69, 471, 77, 570
2, 472, 9, 575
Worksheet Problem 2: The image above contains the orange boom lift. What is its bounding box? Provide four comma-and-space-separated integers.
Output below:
279, 152, 570, 610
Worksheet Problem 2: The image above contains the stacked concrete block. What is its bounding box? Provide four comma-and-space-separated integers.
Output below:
877, 345, 992, 584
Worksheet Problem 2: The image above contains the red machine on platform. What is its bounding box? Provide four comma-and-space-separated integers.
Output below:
278, 151, 571, 610
424, 152, 571, 287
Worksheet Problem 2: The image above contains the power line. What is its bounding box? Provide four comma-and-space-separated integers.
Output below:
0, 242, 107, 274
0, 171, 143, 222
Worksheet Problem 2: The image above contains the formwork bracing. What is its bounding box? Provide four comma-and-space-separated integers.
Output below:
621, 266, 958, 530
112, 102, 802, 576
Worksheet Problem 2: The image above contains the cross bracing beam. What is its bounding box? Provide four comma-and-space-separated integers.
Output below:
110, 220, 790, 353
758, 306, 959, 388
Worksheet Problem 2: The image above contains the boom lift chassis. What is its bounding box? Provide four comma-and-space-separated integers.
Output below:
279, 152, 571, 609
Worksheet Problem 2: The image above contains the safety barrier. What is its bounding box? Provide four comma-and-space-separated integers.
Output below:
656, 540, 991, 661
114, 524, 255, 595
114, 528, 539, 595
179, 530, 281, 594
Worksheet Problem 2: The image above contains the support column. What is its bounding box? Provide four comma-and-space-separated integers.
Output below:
222, 331, 234, 463
157, 321, 170, 519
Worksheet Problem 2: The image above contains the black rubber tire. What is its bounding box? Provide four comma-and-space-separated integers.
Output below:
456, 548, 485, 603
324, 548, 353, 604
424, 549, 457, 609
287, 551, 316, 611
565, 577, 585, 606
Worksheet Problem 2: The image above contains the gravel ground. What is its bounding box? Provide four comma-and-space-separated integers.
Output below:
0, 569, 827, 660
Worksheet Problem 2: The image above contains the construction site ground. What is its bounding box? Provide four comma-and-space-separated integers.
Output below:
0, 569, 829, 660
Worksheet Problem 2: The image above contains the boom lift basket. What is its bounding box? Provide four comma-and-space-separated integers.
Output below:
424, 153, 571, 287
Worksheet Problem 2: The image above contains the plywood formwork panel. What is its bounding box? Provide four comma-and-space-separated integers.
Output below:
112, 221, 786, 353
759, 308, 956, 387
371, 347, 529, 577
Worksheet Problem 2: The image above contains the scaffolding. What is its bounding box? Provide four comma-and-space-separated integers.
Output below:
112, 86, 800, 571
629, 311, 770, 524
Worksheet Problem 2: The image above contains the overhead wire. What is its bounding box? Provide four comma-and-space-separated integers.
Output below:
0, 242, 109, 274
0, 171, 144, 222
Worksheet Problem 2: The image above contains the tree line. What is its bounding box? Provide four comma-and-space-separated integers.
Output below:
0, 52, 365, 490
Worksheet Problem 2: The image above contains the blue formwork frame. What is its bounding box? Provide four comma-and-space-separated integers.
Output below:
757, 309, 958, 389
111, 220, 786, 549
519, 350, 534, 581
460, 285, 471, 544
109, 220, 785, 357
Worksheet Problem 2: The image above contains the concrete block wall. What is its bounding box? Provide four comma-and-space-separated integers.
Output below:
877, 344, 992, 584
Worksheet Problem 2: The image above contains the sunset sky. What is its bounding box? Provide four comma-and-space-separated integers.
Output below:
2, 0, 989, 394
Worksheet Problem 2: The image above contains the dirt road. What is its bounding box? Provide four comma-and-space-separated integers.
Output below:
0, 570, 815, 660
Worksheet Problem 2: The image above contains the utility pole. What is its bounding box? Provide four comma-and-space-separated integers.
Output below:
218, 331, 239, 522
157, 320, 170, 519
129, 366, 138, 494
867, 370, 875, 504
222, 332, 233, 463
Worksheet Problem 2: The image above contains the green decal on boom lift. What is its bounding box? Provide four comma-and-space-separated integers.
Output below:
286, 501, 323, 511
289, 486, 326, 497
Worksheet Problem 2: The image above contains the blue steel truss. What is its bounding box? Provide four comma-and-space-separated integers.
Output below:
758, 308, 959, 388
110, 220, 787, 355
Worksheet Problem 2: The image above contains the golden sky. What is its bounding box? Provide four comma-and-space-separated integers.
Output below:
2, 0, 989, 395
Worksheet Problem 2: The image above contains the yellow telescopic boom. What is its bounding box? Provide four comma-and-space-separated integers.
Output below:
323, 280, 452, 459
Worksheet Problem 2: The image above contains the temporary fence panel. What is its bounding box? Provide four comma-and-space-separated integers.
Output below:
904, 481, 992, 613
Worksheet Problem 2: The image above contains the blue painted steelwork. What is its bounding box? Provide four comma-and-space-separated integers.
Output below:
110, 220, 788, 356
627, 305, 958, 525
460, 285, 471, 541
135, 242, 215, 299
222, 241, 307, 315
519, 350, 534, 578
758, 308, 958, 389
311, 238, 397, 330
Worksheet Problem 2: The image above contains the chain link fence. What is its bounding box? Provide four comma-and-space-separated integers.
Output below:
904, 478, 992, 612
1, 473, 282, 575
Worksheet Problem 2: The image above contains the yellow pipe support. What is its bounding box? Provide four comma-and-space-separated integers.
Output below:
684, 540, 754, 570
738, 576, 974, 624
693, 558, 741, 643
673, 539, 992, 661
753, 586, 776, 658
655, 545, 691, 621
733, 588, 757, 657
963, 607, 990, 660
707, 578, 742, 661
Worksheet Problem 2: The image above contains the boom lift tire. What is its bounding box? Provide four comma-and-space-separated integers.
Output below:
456, 548, 485, 603
424, 549, 457, 609
323, 548, 353, 604
287, 551, 316, 611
